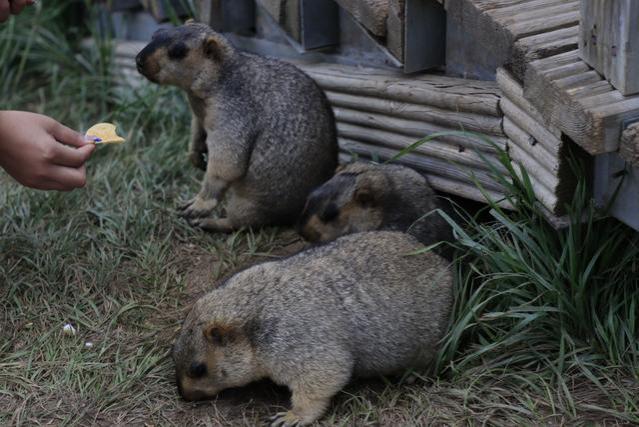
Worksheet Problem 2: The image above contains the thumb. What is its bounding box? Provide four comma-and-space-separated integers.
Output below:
50, 122, 88, 148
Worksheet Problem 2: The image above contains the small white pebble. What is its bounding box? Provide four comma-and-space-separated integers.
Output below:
62, 323, 77, 336
84, 342, 93, 348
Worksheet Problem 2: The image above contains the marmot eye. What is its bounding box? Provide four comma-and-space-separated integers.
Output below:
188, 362, 207, 378
168, 42, 189, 60
320, 203, 339, 223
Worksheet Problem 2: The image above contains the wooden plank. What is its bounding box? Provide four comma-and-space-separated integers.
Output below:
301, 63, 501, 116
524, 51, 639, 154
334, 0, 389, 36
325, 91, 504, 136
333, 107, 506, 153
511, 26, 579, 80
336, 122, 508, 174
339, 138, 507, 199
503, 118, 560, 183
496, 67, 561, 137
445, 0, 580, 79
619, 122, 639, 167
580, 0, 639, 96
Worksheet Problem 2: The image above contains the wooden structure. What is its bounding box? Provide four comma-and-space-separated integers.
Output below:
107, 0, 639, 229
579, 0, 639, 96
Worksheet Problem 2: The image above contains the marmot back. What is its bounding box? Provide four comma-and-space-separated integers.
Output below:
173, 231, 453, 426
298, 162, 454, 257
136, 21, 338, 232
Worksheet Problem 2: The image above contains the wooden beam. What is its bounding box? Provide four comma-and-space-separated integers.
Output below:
619, 123, 639, 167
334, 0, 389, 37
580, 0, 639, 96
524, 50, 639, 154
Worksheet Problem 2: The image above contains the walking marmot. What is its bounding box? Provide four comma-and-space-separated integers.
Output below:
173, 231, 453, 426
298, 162, 454, 257
136, 21, 338, 231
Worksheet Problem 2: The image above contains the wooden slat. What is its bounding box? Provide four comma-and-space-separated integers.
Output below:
333, 107, 505, 153
511, 26, 579, 80
580, 0, 639, 96
301, 63, 501, 116
338, 138, 508, 201
325, 91, 504, 136
524, 50, 639, 154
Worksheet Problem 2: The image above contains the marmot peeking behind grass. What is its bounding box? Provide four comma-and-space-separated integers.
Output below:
136, 21, 338, 231
173, 231, 453, 426
298, 162, 454, 258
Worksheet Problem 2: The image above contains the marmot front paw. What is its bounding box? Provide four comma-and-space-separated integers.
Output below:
177, 196, 218, 219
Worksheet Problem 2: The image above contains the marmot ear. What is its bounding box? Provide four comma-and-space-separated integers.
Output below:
354, 187, 375, 207
203, 36, 222, 61
203, 324, 235, 346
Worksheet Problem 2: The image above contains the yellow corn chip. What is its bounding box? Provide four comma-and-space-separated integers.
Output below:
86, 123, 125, 145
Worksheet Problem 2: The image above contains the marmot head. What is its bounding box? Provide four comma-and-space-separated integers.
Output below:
136, 20, 234, 93
172, 295, 262, 401
297, 162, 387, 242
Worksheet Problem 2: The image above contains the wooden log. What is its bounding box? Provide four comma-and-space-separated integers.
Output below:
334, 0, 389, 37
508, 144, 559, 212
619, 123, 639, 168
325, 91, 504, 137
503, 118, 560, 189
339, 138, 508, 201
301, 63, 501, 116
333, 107, 506, 154
496, 67, 561, 137
500, 97, 562, 162
386, 0, 405, 61
336, 122, 507, 175
580, 0, 639, 96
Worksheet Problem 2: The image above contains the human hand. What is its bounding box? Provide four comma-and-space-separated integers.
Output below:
0, 0, 36, 23
0, 111, 96, 191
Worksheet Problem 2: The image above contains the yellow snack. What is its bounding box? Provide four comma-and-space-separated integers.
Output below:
86, 123, 125, 145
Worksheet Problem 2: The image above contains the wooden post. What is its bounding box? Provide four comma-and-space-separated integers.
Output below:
580, 0, 639, 96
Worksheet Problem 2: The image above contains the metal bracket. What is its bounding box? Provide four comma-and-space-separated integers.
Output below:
404, 0, 446, 73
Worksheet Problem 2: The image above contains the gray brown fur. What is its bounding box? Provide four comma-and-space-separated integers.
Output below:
173, 231, 453, 426
136, 22, 338, 231
298, 162, 454, 258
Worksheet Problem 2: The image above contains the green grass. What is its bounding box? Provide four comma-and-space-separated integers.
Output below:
1, 3, 638, 426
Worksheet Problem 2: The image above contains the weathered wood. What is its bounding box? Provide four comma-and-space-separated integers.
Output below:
336, 122, 507, 174
580, 0, 639, 96
339, 138, 507, 199
335, 0, 389, 37
496, 67, 561, 137
325, 91, 504, 136
511, 26, 579, 80
301, 63, 501, 116
524, 51, 639, 154
502, 116, 559, 176
386, 0, 405, 61
445, 0, 579, 79
334, 107, 505, 154
619, 123, 639, 167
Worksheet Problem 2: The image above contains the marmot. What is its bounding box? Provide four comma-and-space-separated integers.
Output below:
298, 162, 454, 258
173, 231, 453, 426
136, 21, 338, 231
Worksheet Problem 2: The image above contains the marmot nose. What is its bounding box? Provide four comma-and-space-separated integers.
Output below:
135, 55, 144, 72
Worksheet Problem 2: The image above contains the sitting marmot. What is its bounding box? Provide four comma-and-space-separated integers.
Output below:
136, 21, 337, 231
298, 162, 454, 257
173, 231, 452, 426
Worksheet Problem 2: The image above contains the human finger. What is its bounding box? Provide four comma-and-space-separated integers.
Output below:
48, 165, 88, 189
51, 143, 95, 168
49, 121, 89, 148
